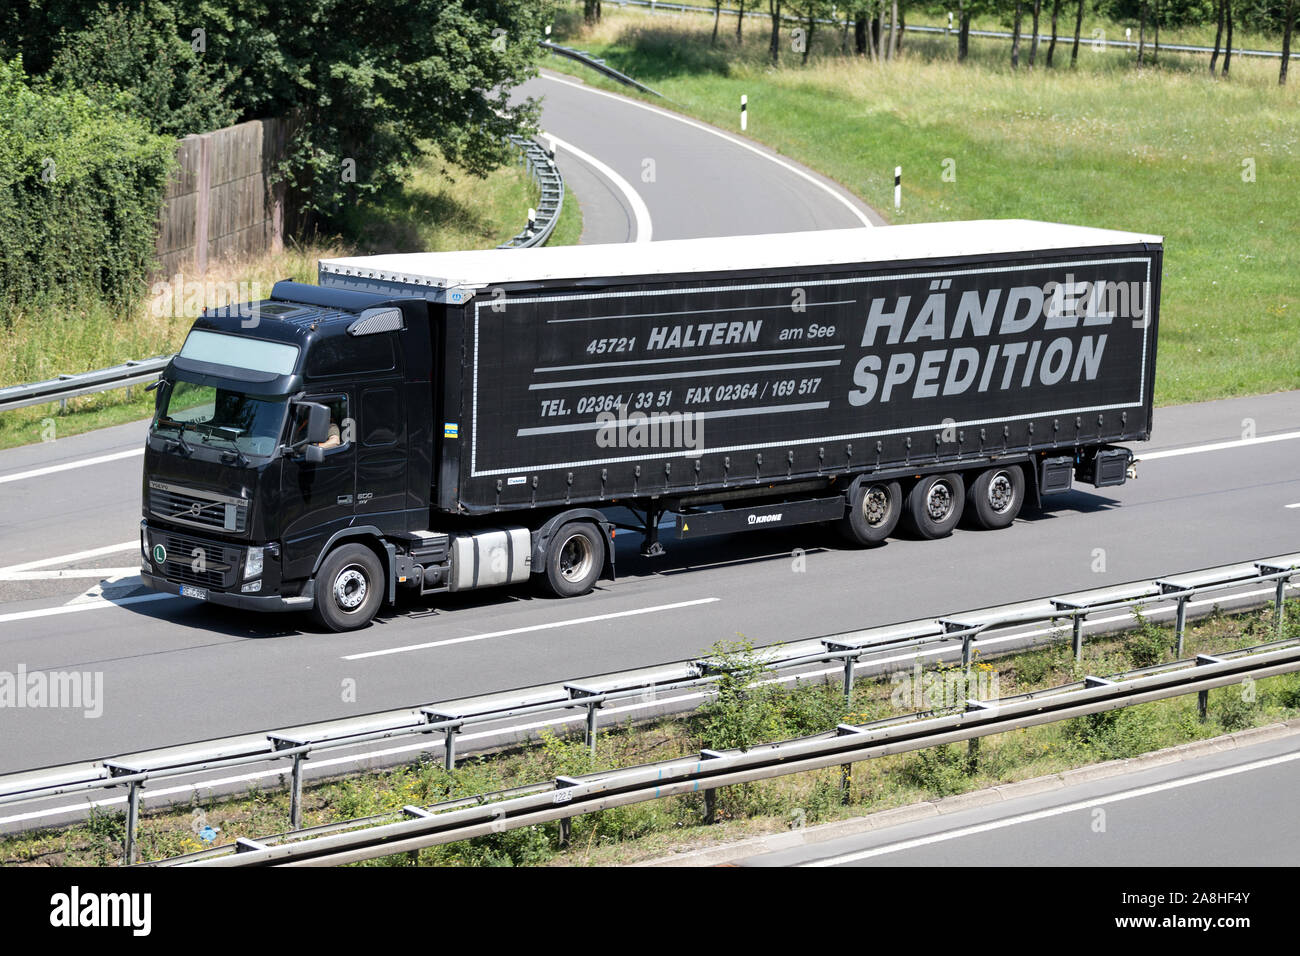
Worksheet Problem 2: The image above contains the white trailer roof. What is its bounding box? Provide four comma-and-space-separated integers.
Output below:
318, 220, 1162, 293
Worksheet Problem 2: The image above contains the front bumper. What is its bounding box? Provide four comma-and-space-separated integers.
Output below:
141, 572, 314, 613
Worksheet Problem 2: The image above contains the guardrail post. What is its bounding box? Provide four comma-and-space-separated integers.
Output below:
699, 750, 725, 823
835, 726, 863, 804
1196, 655, 1223, 722
1072, 613, 1086, 661
443, 723, 463, 771
585, 702, 600, 754
555, 777, 581, 847
269, 734, 309, 831
1256, 563, 1294, 638
105, 762, 144, 865
1174, 595, 1189, 656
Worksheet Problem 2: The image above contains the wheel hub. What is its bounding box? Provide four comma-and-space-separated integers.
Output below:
863, 486, 889, 527
333, 566, 368, 610
925, 482, 953, 521
987, 472, 1014, 513
559, 535, 594, 583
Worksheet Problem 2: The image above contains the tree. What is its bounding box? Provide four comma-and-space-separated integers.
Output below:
959, 0, 972, 60
1210, 0, 1225, 73
738, 0, 748, 42
1071, 0, 1084, 67
1046, 0, 1061, 67
1282, 0, 1296, 85
583, 0, 601, 23
712, 0, 724, 45
769, 0, 783, 64
1011, 0, 1024, 68
1223, 0, 1234, 75
889, 0, 899, 59
1138, 0, 1146, 64
49, 2, 235, 136
1029, 0, 1042, 67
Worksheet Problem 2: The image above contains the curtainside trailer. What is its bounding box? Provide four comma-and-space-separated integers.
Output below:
140, 220, 1161, 629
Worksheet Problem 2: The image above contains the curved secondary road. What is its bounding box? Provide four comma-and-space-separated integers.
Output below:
0, 74, 1297, 772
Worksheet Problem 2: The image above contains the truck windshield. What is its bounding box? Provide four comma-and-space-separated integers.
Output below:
153, 377, 287, 458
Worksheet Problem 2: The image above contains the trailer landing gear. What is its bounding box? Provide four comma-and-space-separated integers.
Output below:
640, 506, 666, 558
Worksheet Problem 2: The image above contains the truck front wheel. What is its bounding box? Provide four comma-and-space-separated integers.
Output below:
541, 522, 604, 598
311, 543, 384, 632
966, 465, 1024, 530
904, 473, 965, 539
838, 480, 902, 546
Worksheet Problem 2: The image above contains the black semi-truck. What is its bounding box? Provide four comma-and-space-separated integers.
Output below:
140, 220, 1161, 630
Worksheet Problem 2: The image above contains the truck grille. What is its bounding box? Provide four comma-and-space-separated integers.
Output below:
159, 532, 240, 589
149, 482, 248, 533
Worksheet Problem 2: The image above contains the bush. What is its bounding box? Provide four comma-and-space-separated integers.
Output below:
1215, 692, 1257, 732
901, 743, 973, 797
1065, 707, 1159, 759
0, 58, 175, 315
1124, 608, 1170, 668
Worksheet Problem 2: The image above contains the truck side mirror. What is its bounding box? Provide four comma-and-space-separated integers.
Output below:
304, 443, 325, 464
303, 402, 331, 445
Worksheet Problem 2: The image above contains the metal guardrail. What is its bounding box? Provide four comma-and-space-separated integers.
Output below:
1, 551, 1295, 863
167, 636, 1300, 866
539, 39, 666, 96
0, 136, 562, 412
0, 357, 171, 414
497, 134, 566, 248
615, 0, 1300, 60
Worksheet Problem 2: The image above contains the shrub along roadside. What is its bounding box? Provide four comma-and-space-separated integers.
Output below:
3, 599, 1296, 867
0, 58, 175, 314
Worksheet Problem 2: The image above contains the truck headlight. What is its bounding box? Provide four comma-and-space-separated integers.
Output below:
244, 546, 264, 579
141, 525, 150, 567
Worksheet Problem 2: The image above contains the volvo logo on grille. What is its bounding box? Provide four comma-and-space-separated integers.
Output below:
189, 502, 203, 516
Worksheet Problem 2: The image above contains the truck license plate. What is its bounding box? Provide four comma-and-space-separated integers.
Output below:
180, 585, 207, 600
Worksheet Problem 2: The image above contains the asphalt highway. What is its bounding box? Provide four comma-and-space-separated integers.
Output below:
0, 70, 1296, 773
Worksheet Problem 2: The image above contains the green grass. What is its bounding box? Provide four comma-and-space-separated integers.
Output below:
548, 6, 1300, 406
0, 141, 580, 451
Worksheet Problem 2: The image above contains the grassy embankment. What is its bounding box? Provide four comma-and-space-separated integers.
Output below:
3, 601, 1297, 866
546, 5, 1300, 406
0, 145, 581, 451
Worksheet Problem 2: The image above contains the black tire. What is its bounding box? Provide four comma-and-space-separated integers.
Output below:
838, 480, 903, 546
311, 543, 384, 632
541, 522, 604, 598
966, 465, 1025, 530
903, 473, 966, 539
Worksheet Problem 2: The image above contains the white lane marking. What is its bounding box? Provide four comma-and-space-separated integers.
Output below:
0, 568, 141, 582
1286, 502, 1300, 509
1140, 429, 1300, 461
800, 750, 1300, 866
0, 540, 137, 575
343, 597, 720, 660
541, 72, 875, 228
0, 447, 143, 485
546, 130, 653, 242
0, 592, 174, 625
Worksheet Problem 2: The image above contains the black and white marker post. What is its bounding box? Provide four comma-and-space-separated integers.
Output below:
894, 166, 902, 211
740, 94, 748, 131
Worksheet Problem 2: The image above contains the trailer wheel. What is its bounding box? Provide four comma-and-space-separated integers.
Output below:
838, 480, 902, 546
311, 543, 384, 632
967, 465, 1025, 530
541, 522, 604, 598
903, 473, 965, 539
